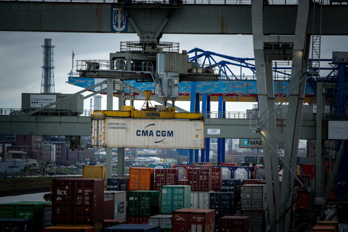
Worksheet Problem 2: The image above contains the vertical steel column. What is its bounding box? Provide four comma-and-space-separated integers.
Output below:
206, 95, 211, 162
106, 78, 113, 178
118, 87, 125, 177
201, 93, 208, 163
251, 1, 278, 229
222, 101, 226, 163
280, 2, 310, 231
194, 93, 200, 162
316, 82, 324, 197
338, 64, 345, 118
217, 96, 224, 163
189, 82, 197, 163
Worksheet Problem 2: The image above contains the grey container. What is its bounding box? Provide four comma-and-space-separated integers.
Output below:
148, 214, 172, 228
241, 184, 267, 212
22, 93, 83, 115
190, 191, 212, 209
104, 191, 127, 220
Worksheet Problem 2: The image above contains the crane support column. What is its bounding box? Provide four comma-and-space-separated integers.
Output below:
118, 83, 126, 177
217, 96, 225, 163
251, 0, 280, 229
106, 78, 114, 178
280, 1, 310, 231
316, 81, 324, 197
252, 0, 310, 231
201, 93, 211, 162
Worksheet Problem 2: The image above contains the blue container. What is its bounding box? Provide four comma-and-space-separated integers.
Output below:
210, 192, 235, 232
221, 179, 235, 193
107, 177, 128, 191
103, 224, 160, 232
231, 167, 252, 180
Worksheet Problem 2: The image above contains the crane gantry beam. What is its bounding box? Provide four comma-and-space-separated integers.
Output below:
0, 2, 348, 35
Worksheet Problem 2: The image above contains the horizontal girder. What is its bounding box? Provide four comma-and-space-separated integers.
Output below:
0, 3, 348, 35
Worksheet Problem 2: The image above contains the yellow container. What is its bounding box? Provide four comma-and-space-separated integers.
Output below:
83, 166, 107, 190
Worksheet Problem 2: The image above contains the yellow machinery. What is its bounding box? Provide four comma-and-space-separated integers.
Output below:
92, 91, 203, 120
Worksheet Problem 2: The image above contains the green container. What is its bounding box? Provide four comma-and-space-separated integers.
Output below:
128, 191, 160, 217
161, 185, 191, 214
0, 201, 50, 232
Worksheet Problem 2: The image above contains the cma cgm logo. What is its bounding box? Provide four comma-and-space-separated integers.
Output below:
136, 123, 174, 143
111, 7, 127, 32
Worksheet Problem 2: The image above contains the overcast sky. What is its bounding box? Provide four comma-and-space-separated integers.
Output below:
0, 32, 347, 112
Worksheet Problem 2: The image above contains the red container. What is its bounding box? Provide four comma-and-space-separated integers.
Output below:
302, 164, 316, 178
178, 179, 189, 185
102, 219, 127, 228
220, 215, 249, 232
172, 208, 215, 232
218, 163, 236, 167
296, 192, 310, 210
243, 179, 262, 185
103, 198, 114, 220
198, 167, 222, 191
154, 168, 178, 190
127, 217, 149, 224
52, 178, 104, 225
188, 169, 212, 191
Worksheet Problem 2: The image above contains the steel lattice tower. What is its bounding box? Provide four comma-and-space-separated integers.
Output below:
41, 38, 55, 93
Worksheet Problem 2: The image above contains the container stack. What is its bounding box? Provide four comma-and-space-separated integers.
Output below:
240, 184, 267, 232
210, 192, 235, 232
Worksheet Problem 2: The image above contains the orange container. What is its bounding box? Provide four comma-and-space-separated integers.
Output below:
129, 167, 154, 191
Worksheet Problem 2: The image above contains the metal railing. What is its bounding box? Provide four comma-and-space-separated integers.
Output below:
120, 41, 179, 53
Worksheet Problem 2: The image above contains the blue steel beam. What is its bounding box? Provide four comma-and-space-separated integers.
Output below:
201, 93, 211, 163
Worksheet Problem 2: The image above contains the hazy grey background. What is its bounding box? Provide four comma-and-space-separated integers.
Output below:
0, 32, 346, 112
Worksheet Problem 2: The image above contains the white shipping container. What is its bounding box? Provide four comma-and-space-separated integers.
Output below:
104, 191, 127, 220
190, 191, 212, 209
91, 118, 204, 149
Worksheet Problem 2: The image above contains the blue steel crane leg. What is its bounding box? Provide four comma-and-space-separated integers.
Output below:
189, 82, 197, 163
218, 96, 224, 163
206, 95, 211, 162
222, 101, 226, 163
201, 93, 208, 163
